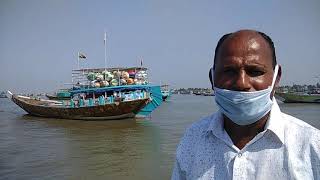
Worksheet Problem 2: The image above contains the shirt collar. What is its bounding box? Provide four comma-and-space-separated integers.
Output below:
206, 98, 285, 145
264, 98, 285, 144
206, 111, 225, 141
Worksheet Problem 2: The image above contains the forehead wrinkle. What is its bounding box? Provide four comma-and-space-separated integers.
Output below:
218, 55, 242, 67
244, 55, 264, 64
220, 56, 267, 69
216, 34, 273, 68
218, 35, 258, 60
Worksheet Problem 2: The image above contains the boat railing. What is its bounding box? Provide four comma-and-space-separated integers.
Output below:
60, 91, 150, 108
71, 67, 149, 89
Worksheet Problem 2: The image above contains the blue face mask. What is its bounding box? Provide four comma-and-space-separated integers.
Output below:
212, 65, 279, 126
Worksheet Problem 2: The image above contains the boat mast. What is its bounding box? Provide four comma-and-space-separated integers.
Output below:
73, 51, 81, 85
77, 51, 80, 70
104, 31, 107, 71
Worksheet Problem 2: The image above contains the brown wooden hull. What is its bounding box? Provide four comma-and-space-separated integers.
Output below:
11, 95, 149, 120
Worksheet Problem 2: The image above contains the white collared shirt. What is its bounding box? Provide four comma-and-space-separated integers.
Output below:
172, 101, 320, 180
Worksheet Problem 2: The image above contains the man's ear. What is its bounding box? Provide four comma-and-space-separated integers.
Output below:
275, 65, 282, 87
271, 65, 282, 98
209, 68, 214, 90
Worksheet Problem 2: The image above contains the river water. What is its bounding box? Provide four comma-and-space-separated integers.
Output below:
0, 95, 319, 179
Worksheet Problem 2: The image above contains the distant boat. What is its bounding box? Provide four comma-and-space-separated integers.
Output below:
0, 91, 7, 98
276, 92, 320, 103
202, 92, 214, 96
192, 90, 214, 96
161, 85, 172, 101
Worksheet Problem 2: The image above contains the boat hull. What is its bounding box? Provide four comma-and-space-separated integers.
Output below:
276, 92, 320, 103
11, 95, 149, 120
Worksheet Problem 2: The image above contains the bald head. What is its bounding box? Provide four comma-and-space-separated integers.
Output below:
214, 30, 277, 69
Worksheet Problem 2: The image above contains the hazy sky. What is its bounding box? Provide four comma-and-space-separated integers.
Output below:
1, 0, 320, 93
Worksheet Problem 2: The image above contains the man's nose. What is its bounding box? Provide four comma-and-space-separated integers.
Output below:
233, 70, 251, 91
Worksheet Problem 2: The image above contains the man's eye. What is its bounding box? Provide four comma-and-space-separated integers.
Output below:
224, 68, 236, 74
247, 69, 264, 77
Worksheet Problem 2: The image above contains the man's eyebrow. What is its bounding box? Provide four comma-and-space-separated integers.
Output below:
245, 56, 269, 66
222, 64, 240, 69
246, 64, 267, 69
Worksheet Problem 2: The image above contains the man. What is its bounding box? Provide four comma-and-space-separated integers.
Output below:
172, 30, 320, 180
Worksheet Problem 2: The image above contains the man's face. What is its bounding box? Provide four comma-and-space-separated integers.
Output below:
214, 31, 275, 92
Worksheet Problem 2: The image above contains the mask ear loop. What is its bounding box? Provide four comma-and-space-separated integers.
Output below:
210, 67, 214, 87
270, 64, 279, 88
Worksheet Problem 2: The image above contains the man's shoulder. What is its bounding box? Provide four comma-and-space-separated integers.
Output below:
281, 112, 319, 132
176, 113, 217, 162
281, 112, 320, 168
281, 112, 320, 143
176, 113, 218, 152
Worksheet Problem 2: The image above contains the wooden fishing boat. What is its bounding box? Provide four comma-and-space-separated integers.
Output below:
7, 66, 163, 120
8, 92, 150, 120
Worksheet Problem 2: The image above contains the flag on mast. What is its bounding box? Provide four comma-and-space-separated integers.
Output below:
140, 57, 143, 67
77, 51, 86, 70
78, 52, 87, 59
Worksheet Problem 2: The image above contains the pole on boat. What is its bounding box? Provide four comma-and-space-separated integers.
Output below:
73, 51, 81, 85
104, 31, 107, 71
77, 51, 80, 70
118, 69, 120, 86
